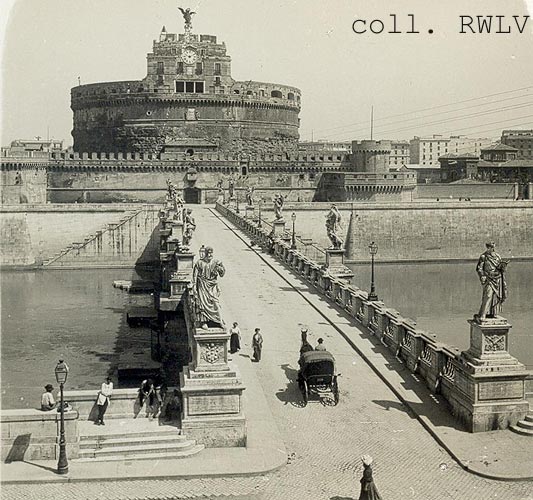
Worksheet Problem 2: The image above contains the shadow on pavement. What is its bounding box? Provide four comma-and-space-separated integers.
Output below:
372, 398, 416, 417
20, 461, 58, 473
276, 363, 306, 407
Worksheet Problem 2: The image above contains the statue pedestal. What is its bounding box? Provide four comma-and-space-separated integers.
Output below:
170, 252, 194, 292
272, 219, 286, 238
166, 236, 180, 253
448, 316, 529, 432
171, 220, 184, 237
325, 248, 354, 280
180, 325, 246, 447
245, 206, 254, 219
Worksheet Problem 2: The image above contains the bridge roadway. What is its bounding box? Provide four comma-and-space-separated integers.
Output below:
4, 206, 533, 500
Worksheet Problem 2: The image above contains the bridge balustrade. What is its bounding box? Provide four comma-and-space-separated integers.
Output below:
398, 322, 425, 373
438, 346, 460, 400
416, 335, 445, 393
322, 275, 333, 298
381, 309, 400, 350
332, 280, 343, 305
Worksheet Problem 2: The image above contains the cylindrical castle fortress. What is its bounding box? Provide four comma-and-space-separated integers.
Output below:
71, 16, 301, 155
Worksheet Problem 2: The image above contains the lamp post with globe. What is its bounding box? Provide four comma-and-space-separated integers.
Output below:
55, 359, 69, 474
368, 242, 379, 301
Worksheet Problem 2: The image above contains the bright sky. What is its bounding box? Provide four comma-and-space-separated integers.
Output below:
1, 0, 532, 146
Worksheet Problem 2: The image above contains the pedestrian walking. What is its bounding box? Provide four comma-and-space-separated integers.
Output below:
229, 322, 241, 354
358, 455, 382, 500
252, 328, 263, 362
96, 376, 113, 425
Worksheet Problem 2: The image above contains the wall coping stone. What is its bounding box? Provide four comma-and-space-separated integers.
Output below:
1, 408, 79, 422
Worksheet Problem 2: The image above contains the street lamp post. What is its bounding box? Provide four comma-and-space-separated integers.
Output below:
236, 191, 240, 214
291, 212, 297, 250
257, 199, 262, 228
54, 359, 69, 475
368, 241, 378, 301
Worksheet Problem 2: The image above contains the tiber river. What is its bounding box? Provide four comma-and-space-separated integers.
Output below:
1, 262, 532, 410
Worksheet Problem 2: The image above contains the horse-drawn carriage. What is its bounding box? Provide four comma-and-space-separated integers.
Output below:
297, 350, 339, 405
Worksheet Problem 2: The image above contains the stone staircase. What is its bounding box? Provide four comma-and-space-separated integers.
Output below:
41, 207, 159, 268
510, 414, 533, 436
75, 419, 204, 462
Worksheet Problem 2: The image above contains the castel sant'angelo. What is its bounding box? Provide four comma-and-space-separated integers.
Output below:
71, 8, 301, 155
2, 8, 416, 205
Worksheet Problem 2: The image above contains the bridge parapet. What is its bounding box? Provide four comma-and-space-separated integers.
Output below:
215, 201, 530, 432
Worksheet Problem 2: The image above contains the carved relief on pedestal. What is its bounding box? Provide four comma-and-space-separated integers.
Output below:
484, 333, 506, 352
201, 342, 222, 364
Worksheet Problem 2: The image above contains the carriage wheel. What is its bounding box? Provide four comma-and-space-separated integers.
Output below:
333, 377, 339, 405
302, 380, 308, 405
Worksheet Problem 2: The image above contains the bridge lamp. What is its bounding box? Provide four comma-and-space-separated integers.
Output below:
368, 241, 379, 301
291, 212, 297, 250
54, 359, 69, 475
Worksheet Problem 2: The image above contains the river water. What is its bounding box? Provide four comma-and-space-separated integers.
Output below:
0, 269, 146, 410
1, 263, 532, 410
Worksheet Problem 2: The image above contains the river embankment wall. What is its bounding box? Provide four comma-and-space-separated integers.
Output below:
260, 200, 533, 262
0, 204, 157, 267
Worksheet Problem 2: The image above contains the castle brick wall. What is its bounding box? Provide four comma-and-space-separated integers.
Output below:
0, 167, 47, 204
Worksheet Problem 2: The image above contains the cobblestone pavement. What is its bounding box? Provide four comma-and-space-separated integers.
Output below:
3, 208, 533, 500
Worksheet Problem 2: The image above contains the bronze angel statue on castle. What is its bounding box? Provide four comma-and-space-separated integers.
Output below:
179, 7, 196, 26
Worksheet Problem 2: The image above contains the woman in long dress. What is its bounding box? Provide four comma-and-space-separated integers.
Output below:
358, 455, 383, 500
229, 322, 241, 353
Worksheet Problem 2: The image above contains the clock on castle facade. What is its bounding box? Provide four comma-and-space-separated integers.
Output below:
181, 47, 198, 65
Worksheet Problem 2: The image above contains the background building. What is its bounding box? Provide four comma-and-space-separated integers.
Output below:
500, 130, 533, 159
448, 136, 493, 157
438, 153, 480, 182
389, 140, 410, 167
410, 135, 493, 167
2, 139, 64, 159
410, 135, 450, 166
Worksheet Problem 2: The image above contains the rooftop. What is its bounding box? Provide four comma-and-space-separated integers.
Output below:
480, 142, 519, 152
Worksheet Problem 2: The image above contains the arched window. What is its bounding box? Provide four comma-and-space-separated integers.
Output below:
271, 90, 282, 98
287, 92, 295, 100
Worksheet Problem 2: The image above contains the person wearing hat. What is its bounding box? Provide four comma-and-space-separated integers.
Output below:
96, 376, 113, 425
41, 384, 57, 411
358, 455, 382, 500
315, 337, 326, 351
